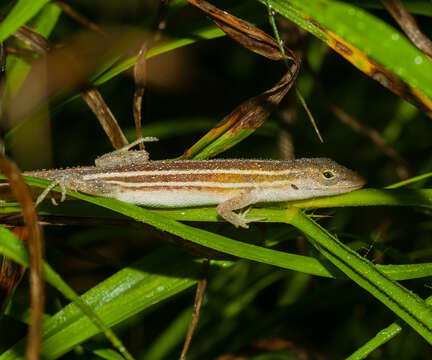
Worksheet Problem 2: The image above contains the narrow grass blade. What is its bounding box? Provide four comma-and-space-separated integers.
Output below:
5, 3, 61, 98
290, 211, 432, 344
0, 227, 134, 360
0, 243, 205, 359
346, 297, 432, 359
0, 0, 51, 42
2, 176, 432, 284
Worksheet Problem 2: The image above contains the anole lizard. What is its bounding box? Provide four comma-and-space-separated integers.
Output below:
1, 138, 365, 228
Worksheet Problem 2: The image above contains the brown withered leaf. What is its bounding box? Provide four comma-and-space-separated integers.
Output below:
179, 258, 209, 360
0, 157, 44, 360
54, 1, 109, 39
13, 25, 52, 55
81, 86, 128, 149
180, 0, 300, 159
0, 227, 27, 312
133, 0, 168, 150
133, 44, 148, 150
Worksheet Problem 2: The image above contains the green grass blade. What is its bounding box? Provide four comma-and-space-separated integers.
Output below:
92, 349, 126, 360
94, 24, 224, 87
5, 176, 432, 281
3, 22, 224, 149
187, 128, 257, 160
0, 0, 51, 42
0, 227, 134, 360
2, 176, 432, 353
5, 3, 61, 98
3, 191, 432, 282
2, 176, 432, 283
290, 211, 432, 345
93, 1, 264, 87
140, 307, 192, 360
0, 246, 207, 360
345, 297, 432, 360
287, 188, 432, 208
385, 172, 432, 189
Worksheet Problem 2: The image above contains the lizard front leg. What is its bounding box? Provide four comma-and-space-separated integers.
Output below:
216, 190, 265, 229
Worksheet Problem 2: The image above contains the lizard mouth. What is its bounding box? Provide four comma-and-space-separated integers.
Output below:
351, 175, 367, 189
310, 186, 363, 192
341, 181, 366, 190
335, 183, 365, 192
337, 174, 366, 191
311, 177, 366, 192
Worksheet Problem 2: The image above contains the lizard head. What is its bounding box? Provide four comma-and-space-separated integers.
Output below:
293, 158, 365, 196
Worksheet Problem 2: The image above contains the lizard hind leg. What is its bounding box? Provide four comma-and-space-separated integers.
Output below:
94, 136, 159, 168
216, 191, 266, 229
120, 136, 159, 152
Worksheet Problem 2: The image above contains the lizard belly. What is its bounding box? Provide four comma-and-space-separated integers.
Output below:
253, 182, 356, 203
108, 185, 324, 208
110, 188, 243, 207
253, 186, 330, 203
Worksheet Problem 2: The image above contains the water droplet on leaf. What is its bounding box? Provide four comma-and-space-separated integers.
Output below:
414, 56, 423, 65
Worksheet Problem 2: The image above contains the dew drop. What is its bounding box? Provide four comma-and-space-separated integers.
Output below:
391, 33, 399, 41
414, 56, 423, 65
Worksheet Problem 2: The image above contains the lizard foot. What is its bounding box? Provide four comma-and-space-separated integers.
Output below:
231, 208, 267, 229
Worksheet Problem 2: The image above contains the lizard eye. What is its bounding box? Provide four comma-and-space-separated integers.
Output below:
321, 170, 335, 179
